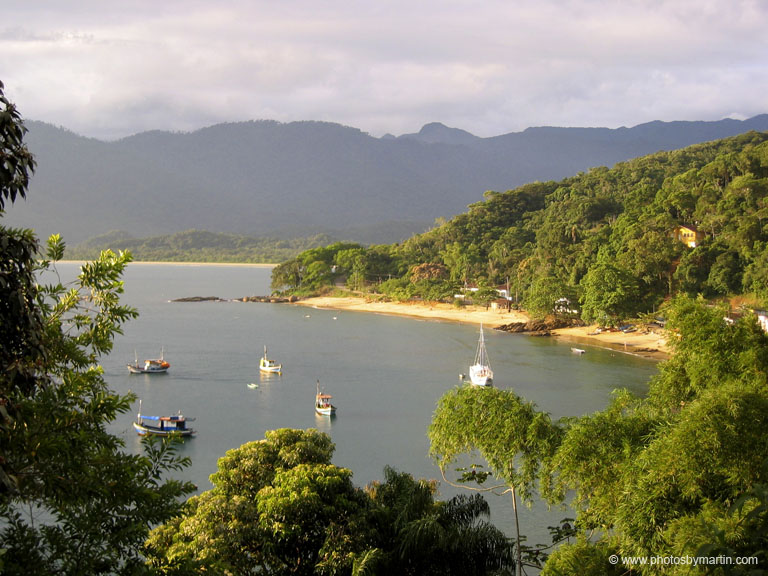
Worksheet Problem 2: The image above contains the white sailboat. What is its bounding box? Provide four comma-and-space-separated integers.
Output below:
469, 324, 493, 386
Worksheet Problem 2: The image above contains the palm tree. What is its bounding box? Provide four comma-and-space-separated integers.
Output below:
362, 467, 515, 575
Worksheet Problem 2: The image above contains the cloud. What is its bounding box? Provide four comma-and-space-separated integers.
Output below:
2, 0, 767, 139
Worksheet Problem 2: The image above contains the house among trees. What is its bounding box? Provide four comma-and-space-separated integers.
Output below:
672, 224, 705, 248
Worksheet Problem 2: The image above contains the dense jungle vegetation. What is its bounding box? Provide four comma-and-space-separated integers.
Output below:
272, 131, 768, 324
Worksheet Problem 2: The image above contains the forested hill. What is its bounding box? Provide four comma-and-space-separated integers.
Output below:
273, 131, 768, 322
7, 115, 768, 246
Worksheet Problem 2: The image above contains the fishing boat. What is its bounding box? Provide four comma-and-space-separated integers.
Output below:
127, 349, 170, 374
468, 324, 493, 386
259, 346, 282, 374
315, 380, 336, 416
133, 402, 195, 437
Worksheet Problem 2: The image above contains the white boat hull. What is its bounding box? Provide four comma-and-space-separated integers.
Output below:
127, 364, 169, 374
133, 421, 194, 437
315, 405, 336, 416
469, 364, 493, 386
128, 350, 169, 374
260, 346, 282, 373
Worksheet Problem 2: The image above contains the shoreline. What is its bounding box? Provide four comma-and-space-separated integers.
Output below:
61, 260, 276, 268
296, 296, 669, 360
295, 296, 529, 327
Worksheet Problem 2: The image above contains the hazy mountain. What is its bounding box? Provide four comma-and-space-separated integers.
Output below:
7, 115, 768, 245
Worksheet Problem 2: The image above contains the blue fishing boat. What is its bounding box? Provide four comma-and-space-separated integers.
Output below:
133, 402, 195, 437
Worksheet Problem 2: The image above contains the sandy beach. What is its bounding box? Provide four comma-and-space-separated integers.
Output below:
296, 296, 528, 326
550, 324, 668, 360
296, 296, 669, 360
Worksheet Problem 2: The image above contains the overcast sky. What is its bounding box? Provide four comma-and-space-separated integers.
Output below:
2, 0, 767, 140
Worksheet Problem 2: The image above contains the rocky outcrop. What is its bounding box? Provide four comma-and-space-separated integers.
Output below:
172, 295, 300, 303
241, 295, 299, 303
496, 317, 583, 336
172, 296, 228, 302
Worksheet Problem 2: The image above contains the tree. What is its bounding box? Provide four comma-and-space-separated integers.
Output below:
146, 428, 371, 575
147, 430, 514, 576
364, 467, 514, 576
429, 295, 768, 574
428, 385, 561, 575
0, 83, 194, 575
0, 238, 196, 576
705, 249, 742, 295
524, 275, 570, 320
542, 295, 768, 574
579, 253, 640, 325
0, 80, 35, 212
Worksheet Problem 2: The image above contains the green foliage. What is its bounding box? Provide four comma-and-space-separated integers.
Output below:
429, 295, 768, 574
579, 253, 641, 325
0, 236, 194, 573
146, 428, 355, 575
1, 87, 194, 574
429, 386, 560, 504
0, 233, 196, 575
648, 294, 768, 410
67, 229, 336, 264
275, 132, 768, 316
542, 389, 655, 530
524, 275, 571, 320
541, 538, 625, 576
146, 431, 513, 576
0, 80, 36, 212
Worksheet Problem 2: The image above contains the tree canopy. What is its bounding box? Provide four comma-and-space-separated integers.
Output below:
145, 428, 515, 576
1, 81, 195, 575
274, 132, 768, 324
429, 295, 768, 574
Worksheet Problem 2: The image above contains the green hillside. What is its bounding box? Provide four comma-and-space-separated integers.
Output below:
273, 131, 768, 322
66, 229, 336, 263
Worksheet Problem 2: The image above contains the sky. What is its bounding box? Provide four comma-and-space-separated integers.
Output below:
2, 0, 767, 141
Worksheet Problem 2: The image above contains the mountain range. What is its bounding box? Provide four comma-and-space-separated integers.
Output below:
7, 115, 768, 245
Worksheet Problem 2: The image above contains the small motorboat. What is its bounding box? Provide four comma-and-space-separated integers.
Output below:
571, 348, 586, 355
315, 380, 336, 416
259, 346, 282, 374
127, 349, 170, 374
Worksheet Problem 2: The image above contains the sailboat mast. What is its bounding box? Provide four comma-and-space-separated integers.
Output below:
475, 324, 489, 366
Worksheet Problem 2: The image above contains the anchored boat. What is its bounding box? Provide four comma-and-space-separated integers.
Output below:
468, 325, 493, 386
315, 380, 336, 416
259, 346, 282, 374
133, 402, 195, 437
127, 349, 170, 374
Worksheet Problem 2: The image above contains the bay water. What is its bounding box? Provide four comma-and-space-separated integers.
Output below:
57, 262, 658, 551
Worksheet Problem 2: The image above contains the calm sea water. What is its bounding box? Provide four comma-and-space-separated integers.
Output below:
56, 262, 658, 549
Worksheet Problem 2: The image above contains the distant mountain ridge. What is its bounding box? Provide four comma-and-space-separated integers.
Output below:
7, 115, 768, 245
